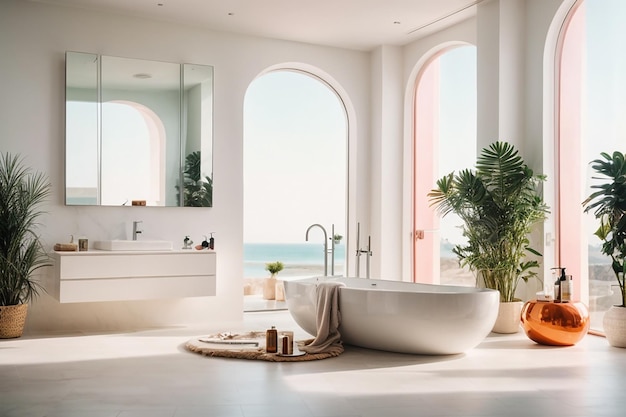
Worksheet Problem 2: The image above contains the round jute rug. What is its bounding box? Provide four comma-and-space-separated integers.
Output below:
185, 331, 341, 362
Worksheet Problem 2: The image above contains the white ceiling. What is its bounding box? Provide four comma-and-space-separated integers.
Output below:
32, 0, 483, 51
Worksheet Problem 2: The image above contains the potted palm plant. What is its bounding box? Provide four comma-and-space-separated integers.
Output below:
428, 141, 549, 333
583, 151, 626, 348
0, 153, 51, 338
263, 261, 284, 300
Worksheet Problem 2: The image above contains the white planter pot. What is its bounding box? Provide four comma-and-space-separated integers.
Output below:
263, 276, 277, 300
603, 305, 626, 348
492, 301, 523, 334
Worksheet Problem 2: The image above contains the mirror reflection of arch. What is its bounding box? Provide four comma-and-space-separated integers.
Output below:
101, 101, 166, 206
65, 100, 166, 205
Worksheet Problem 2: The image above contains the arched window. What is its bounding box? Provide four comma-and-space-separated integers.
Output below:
243, 70, 348, 307
557, 0, 626, 332
413, 45, 477, 285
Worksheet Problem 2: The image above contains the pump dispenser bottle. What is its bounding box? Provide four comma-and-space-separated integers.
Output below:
551, 267, 570, 302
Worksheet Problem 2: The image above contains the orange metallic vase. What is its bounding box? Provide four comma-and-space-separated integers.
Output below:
521, 300, 590, 346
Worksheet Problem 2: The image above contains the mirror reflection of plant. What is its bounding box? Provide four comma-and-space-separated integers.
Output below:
583, 151, 626, 307
177, 151, 212, 207
428, 141, 549, 302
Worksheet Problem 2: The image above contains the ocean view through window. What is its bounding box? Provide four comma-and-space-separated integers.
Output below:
244, 243, 346, 279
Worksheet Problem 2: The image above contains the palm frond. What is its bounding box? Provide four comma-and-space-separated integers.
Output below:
428, 141, 549, 302
583, 151, 626, 306
0, 153, 51, 306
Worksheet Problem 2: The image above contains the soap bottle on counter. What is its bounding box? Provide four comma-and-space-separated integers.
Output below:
561, 274, 572, 302
551, 267, 571, 303
551, 267, 564, 302
265, 326, 278, 353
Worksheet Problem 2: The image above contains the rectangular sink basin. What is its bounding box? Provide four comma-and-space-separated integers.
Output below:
93, 240, 173, 251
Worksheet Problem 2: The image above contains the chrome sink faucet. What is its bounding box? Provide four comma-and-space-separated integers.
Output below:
132, 220, 143, 240
305, 223, 330, 276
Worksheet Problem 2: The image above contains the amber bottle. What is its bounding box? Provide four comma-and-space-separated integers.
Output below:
265, 326, 278, 353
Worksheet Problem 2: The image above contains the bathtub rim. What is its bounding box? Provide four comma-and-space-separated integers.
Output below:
283, 276, 499, 295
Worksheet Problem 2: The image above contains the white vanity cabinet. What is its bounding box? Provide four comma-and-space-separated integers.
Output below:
49, 250, 216, 303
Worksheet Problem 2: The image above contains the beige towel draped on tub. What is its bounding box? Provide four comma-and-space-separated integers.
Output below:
300, 281, 345, 355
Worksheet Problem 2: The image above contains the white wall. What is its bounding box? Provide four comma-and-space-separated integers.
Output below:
369, 45, 404, 280
526, 0, 570, 291
0, 0, 370, 332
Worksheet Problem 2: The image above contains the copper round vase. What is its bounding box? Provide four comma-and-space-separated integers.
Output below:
521, 300, 589, 346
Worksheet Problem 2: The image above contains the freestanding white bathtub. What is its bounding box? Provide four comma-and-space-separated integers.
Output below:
284, 276, 499, 355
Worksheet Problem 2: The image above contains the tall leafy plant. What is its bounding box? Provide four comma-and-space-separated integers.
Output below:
428, 141, 549, 302
0, 153, 51, 305
582, 151, 626, 307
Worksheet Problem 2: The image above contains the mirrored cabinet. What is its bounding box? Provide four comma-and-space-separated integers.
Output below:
65, 52, 214, 207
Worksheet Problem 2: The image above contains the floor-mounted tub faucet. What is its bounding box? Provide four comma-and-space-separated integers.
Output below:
132, 220, 143, 240
356, 222, 372, 279
305, 223, 329, 276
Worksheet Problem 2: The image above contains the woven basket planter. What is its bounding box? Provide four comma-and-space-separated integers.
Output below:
0, 304, 28, 338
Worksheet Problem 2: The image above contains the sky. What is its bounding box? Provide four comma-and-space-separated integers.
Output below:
436, 45, 478, 245
243, 71, 347, 243
579, 0, 626, 237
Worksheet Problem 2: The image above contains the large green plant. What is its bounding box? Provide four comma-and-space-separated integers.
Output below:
0, 153, 51, 306
582, 151, 626, 307
428, 141, 549, 302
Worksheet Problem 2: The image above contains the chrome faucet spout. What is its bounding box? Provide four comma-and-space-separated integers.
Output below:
132, 220, 143, 241
305, 223, 328, 276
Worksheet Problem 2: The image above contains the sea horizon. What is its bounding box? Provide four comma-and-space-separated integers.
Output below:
244, 242, 346, 278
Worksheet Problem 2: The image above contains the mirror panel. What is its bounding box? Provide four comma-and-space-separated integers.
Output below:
65, 52, 214, 207
101, 56, 181, 206
181, 64, 214, 207
65, 52, 99, 205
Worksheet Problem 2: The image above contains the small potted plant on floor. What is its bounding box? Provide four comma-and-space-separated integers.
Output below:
428, 141, 549, 333
0, 153, 51, 338
583, 151, 626, 348
263, 261, 284, 300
